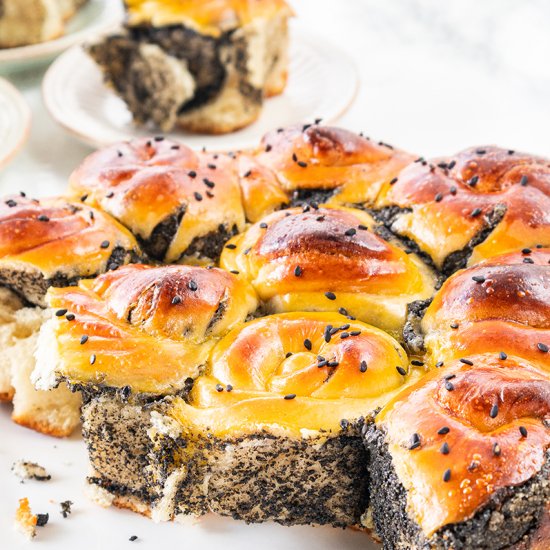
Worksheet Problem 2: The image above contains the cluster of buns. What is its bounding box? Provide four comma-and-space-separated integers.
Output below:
3, 122, 548, 549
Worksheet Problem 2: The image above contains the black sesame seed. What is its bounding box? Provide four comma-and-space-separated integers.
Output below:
226, 385, 233, 392
493, 442, 501, 456
520, 175, 528, 186
350, 330, 361, 336
445, 381, 455, 391
194, 192, 203, 201
55, 309, 68, 317
519, 426, 528, 437
450, 322, 459, 329
450, 186, 457, 195
171, 145, 180, 150
470, 208, 482, 218
490, 403, 499, 418
294, 265, 303, 277
389, 177, 398, 185
476, 149, 486, 155
216, 384, 224, 392
265, 144, 272, 152
80, 335, 89, 345
66, 313, 75, 321
304, 338, 312, 350
187, 171, 197, 178
340, 332, 350, 339
340, 419, 350, 429
225, 243, 237, 249
443, 469, 451, 482
435, 361, 444, 368
472, 275, 485, 283
499, 352, 507, 360
537, 343, 549, 353
80, 194, 88, 202
438, 426, 450, 435
360, 360, 368, 373
468, 175, 479, 187
37, 214, 50, 222
129, 536, 138, 542
188, 280, 198, 291
324, 291, 336, 300
409, 433, 421, 450
440, 442, 450, 455
284, 394, 296, 400
522, 248, 532, 255
171, 296, 182, 305
243, 247, 251, 255
285, 352, 293, 358
444, 374, 456, 380
396, 366, 407, 376
411, 359, 424, 366
154, 136, 164, 142
230, 270, 240, 275
100, 240, 110, 249
106, 191, 114, 198
36, 513, 49, 527
358, 224, 368, 230
292, 153, 297, 162
448, 160, 456, 169
434, 193, 443, 202
345, 228, 357, 237
297, 161, 308, 168
90, 354, 96, 365
460, 358, 474, 365
523, 257, 535, 264
327, 361, 339, 367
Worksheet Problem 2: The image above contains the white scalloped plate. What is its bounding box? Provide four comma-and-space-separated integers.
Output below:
0, 78, 31, 170
43, 28, 359, 150
0, 0, 123, 72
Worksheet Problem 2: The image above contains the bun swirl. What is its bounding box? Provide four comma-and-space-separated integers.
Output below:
0, 195, 140, 306
220, 205, 435, 337
422, 249, 550, 369
377, 146, 550, 271
252, 124, 414, 208
33, 264, 258, 394
165, 312, 419, 436
69, 138, 245, 262
373, 354, 550, 537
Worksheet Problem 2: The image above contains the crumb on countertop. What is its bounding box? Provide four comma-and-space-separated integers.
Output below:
11, 460, 51, 482
60, 500, 73, 518
15, 498, 37, 540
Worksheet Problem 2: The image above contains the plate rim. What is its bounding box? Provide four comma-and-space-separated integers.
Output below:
42, 29, 360, 150
0, 78, 31, 171
0, 0, 123, 64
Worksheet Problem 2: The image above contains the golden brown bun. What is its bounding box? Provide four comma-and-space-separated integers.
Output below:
251, 125, 414, 209
376, 353, 550, 536
69, 138, 246, 262
422, 248, 550, 370
125, 0, 293, 35
35, 264, 258, 394
166, 311, 423, 437
220, 205, 435, 338
0, 195, 140, 306
378, 146, 550, 269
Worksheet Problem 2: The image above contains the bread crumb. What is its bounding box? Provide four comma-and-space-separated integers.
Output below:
14, 498, 37, 540
11, 460, 51, 481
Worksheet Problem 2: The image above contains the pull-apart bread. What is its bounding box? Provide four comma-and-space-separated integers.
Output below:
69, 137, 246, 263
87, 0, 292, 133
0, 195, 141, 436
20, 124, 550, 549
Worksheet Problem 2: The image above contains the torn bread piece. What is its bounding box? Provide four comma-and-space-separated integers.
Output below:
87, 0, 292, 133
0, 195, 142, 437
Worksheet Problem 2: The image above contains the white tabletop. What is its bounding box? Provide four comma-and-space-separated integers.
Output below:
1, 0, 549, 197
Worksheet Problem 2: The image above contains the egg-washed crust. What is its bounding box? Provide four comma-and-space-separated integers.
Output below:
125, 0, 293, 35
220, 206, 436, 339
366, 354, 550, 546
251, 125, 414, 210
34, 264, 258, 395
69, 138, 245, 263
422, 248, 550, 369
376, 146, 550, 272
0, 195, 142, 307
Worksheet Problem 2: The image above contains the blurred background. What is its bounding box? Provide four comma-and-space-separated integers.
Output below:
1, 0, 549, 194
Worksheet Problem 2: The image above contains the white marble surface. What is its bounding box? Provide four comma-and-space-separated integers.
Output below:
1, 0, 550, 196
